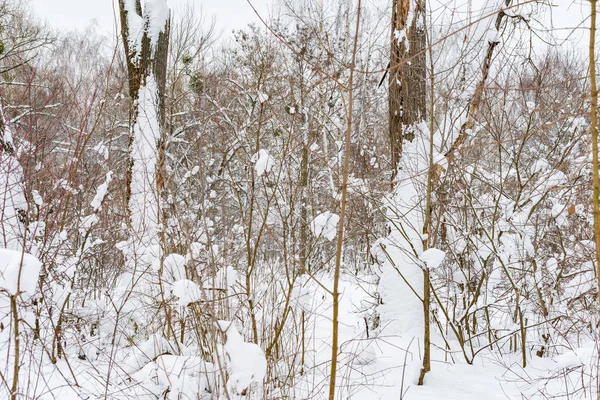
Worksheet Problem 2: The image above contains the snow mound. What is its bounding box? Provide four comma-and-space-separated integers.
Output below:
161, 253, 187, 282
0, 249, 42, 297
217, 320, 267, 395
123, 333, 176, 374
131, 355, 217, 398
171, 279, 201, 307
420, 248, 446, 269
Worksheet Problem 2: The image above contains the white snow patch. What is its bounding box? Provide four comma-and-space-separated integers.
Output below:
0, 249, 42, 297
420, 248, 446, 269
257, 91, 269, 103
310, 211, 340, 241
90, 171, 113, 211
31, 190, 43, 207
217, 320, 267, 395
92, 141, 109, 160
145, 0, 169, 47
122, 0, 145, 58
171, 279, 202, 307
160, 253, 187, 282
252, 149, 275, 177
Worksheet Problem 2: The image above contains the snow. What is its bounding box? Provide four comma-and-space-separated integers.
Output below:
123, 333, 176, 374
420, 248, 446, 269
90, 171, 113, 211
32, 190, 43, 206
310, 211, 340, 241
0, 249, 42, 297
0, 150, 28, 250
122, 0, 145, 58
0, 106, 13, 148
372, 124, 430, 338
4, 1, 598, 399
252, 149, 275, 177
131, 355, 217, 398
145, 0, 169, 47
160, 253, 187, 282
530, 158, 549, 173
92, 142, 109, 159
170, 279, 201, 306
393, 28, 407, 46
257, 91, 268, 103
545, 170, 567, 187
129, 76, 161, 251
215, 266, 238, 290
217, 320, 267, 396
80, 214, 99, 231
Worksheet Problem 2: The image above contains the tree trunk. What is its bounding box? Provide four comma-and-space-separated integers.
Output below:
117, 0, 174, 341
388, 0, 426, 182
117, 0, 170, 218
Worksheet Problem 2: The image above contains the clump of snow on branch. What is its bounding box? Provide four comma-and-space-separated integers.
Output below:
90, 171, 113, 211
145, 0, 169, 46
252, 149, 274, 177
310, 211, 340, 241
123, 0, 168, 56
170, 279, 201, 307
420, 248, 446, 269
122, 0, 145, 56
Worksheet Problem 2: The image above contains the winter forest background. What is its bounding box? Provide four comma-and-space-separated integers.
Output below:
0, 0, 599, 398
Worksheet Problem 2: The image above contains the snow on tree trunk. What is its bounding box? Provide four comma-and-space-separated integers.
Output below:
389, 0, 426, 179
129, 76, 161, 257
374, 130, 428, 338
0, 103, 27, 251
117, 0, 169, 262
114, 1, 172, 350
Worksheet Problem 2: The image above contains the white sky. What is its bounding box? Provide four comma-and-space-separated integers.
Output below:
30, 0, 589, 49
31, 0, 271, 40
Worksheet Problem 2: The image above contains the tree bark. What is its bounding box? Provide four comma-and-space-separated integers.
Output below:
117, 0, 170, 210
389, 0, 426, 182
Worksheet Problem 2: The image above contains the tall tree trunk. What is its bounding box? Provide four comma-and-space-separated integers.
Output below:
117, 0, 175, 342
388, 0, 430, 384
117, 0, 170, 248
388, 0, 426, 182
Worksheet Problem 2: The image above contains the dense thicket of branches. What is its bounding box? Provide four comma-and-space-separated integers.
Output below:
0, 0, 597, 399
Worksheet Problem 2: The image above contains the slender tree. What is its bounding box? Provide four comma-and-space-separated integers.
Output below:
589, 0, 600, 303
329, 2, 362, 398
